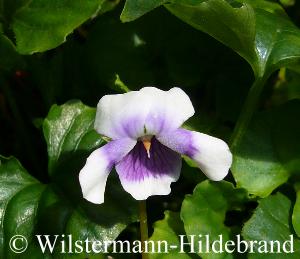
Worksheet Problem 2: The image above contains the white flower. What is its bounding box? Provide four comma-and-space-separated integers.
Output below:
79, 87, 232, 204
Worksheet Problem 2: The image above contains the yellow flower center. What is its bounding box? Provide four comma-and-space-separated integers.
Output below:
140, 135, 153, 158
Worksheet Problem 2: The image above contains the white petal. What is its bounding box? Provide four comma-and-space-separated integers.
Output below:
79, 138, 136, 204
94, 87, 195, 139
118, 175, 179, 200
157, 129, 232, 181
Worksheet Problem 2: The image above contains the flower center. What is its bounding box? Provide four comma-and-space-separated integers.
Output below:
139, 135, 153, 159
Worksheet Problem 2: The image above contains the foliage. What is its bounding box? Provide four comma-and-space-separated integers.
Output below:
1, 0, 300, 258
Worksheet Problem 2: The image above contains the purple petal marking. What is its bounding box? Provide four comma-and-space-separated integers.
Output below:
79, 137, 136, 204
157, 128, 232, 181
102, 138, 137, 166
157, 128, 198, 157
113, 114, 175, 140
118, 116, 144, 139
115, 137, 181, 182
145, 112, 169, 135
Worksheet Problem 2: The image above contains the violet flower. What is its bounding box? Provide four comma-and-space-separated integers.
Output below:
79, 87, 232, 204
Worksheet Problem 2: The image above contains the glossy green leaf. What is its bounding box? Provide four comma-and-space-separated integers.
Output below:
12, 0, 104, 54
243, 193, 300, 258
238, 0, 288, 16
149, 211, 194, 258
166, 0, 300, 78
39, 175, 138, 257
0, 156, 138, 257
43, 100, 104, 175
253, 8, 300, 76
180, 180, 248, 259
232, 100, 300, 197
0, 156, 46, 258
121, 0, 168, 22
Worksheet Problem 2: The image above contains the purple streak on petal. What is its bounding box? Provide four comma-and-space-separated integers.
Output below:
156, 128, 198, 157
111, 116, 144, 139
79, 137, 136, 204
116, 137, 181, 182
121, 117, 144, 138
146, 113, 167, 134
102, 138, 137, 166
112, 114, 175, 139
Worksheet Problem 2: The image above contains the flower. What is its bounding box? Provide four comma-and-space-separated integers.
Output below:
79, 87, 232, 204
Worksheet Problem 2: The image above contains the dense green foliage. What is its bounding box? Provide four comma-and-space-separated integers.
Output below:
1, 0, 300, 258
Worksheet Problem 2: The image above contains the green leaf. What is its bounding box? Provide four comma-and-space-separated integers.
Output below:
39, 174, 138, 257
232, 100, 300, 197
243, 193, 300, 257
280, 0, 295, 7
292, 184, 300, 237
180, 180, 248, 259
149, 211, 194, 258
165, 0, 300, 78
12, 0, 105, 54
253, 7, 300, 76
0, 156, 46, 258
238, 0, 288, 16
43, 100, 104, 175
0, 155, 138, 257
121, 0, 168, 22
0, 32, 22, 71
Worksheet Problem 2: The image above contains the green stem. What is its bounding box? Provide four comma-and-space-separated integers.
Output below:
230, 76, 267, 150
139, 200, 149, 259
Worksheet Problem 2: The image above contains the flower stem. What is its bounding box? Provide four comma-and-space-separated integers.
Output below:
139, 200, 149, 259
230, 76, 267, 150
